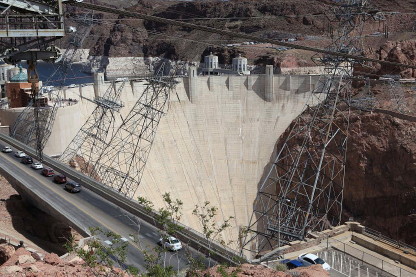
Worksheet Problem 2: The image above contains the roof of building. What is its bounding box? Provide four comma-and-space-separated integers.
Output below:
206, 52, 218, 57
10, 65, 28, 83
233, 54, 247, 61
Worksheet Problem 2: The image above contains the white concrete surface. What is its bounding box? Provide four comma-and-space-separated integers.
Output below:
137, 74, 323, 247
0, 73, 324, 248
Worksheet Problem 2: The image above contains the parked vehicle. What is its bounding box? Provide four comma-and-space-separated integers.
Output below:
41, 168, 55, 177
65, 181, 81, 193
158, 236, 182, 251
21, 156, 33, 164
280, 259, 304, 270
31, 162, 43, 170
2, 146, 12, 153
14, 151, 26, 158
298, 253, 330, 271
54, 174, 67, 184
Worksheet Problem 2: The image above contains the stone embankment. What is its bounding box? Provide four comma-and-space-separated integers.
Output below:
0, 246, 130, 276
195, 264, 329, 277
0, 245, 329, 277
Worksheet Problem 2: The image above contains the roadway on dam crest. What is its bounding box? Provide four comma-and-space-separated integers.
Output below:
0, 143, 208, 272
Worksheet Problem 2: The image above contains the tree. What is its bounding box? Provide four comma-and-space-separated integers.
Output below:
192, 201, 234, 267
64, 226, 133, 275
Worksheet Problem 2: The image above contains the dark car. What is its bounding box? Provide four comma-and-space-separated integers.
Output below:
280, 259, 304, 270
65, 181, 81, 193
54, 174, 67, 184
41, 168, 55, 177
21, 156, 33, 164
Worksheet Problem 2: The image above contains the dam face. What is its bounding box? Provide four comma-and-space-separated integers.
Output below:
139, 72, 321, 246
3, 71, 322, 247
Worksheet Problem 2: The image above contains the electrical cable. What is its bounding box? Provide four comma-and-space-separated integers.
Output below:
63, 0, 416, 70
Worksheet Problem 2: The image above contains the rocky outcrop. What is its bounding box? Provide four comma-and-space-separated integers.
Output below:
64, 0, 416, 62
342, 112, 416, 246
360, 40, 416, 78
0, 247, 130, 276
266, 97, 416, 246
0, 246, 329, 276
192, 264, 329, 277
0, 245, 15, 265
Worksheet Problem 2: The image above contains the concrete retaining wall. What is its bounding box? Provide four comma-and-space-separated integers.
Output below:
352, 233, 416, 270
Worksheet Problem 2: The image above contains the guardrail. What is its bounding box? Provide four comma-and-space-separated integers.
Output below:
319, 237, 416, 277
0, 133, 246, 266
363, 227, 416, 255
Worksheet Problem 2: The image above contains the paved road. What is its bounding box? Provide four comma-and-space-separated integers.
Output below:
0, 144, 210, 273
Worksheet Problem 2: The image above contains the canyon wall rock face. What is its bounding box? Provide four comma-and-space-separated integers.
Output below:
343, 112, 416, 246
361, 40, 416, 78
63, 0, 416, 62
262, 102, 416, 246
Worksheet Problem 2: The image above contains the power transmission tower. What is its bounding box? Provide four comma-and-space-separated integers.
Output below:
60, 62, 178, 198
1, 0, 65, 160
59, 79, 126, 169
9, 8, 95, 161
241, 0, 373, 258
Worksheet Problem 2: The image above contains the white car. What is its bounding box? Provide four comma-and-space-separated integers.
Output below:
159, 236, 182, 251
31, 162, 43, 170
2, 146, 12, 153
14, 151, 26, 158
298, 253, 330, 271
68, 84, 76, 88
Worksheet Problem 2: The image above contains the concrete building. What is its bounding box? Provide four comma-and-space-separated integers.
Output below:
5, 66, 35, 108
232, 54, 250, 75
202, 52, 219, 75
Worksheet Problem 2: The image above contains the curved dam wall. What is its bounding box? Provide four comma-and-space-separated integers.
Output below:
137, 71, 322, 246
0, 70, 322, 248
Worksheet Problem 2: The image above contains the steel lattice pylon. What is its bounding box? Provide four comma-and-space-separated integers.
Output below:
10, 102, 59, 155
93, 77, 175, 198
9, 9, 95, 160
386, 77, 407, 113
60, 63, 178, 198
59, 80, 126, 167
242, 0, 373, 259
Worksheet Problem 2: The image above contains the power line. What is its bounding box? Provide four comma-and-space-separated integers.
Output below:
82, 11, 416, 22
63, 0, 416, 70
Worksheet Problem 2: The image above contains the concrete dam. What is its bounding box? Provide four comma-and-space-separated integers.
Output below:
1, 69, 322, 247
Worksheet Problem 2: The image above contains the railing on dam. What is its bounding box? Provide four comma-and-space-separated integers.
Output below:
0, 133, 246, 266
363, 227, 416, 255
318, 237, 415, 277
